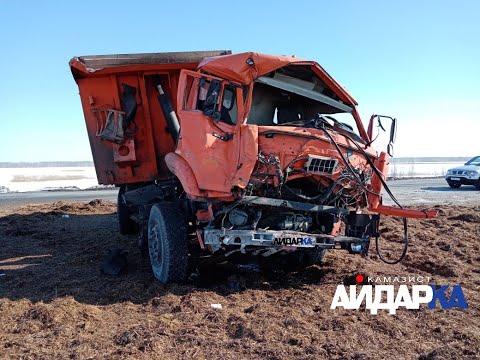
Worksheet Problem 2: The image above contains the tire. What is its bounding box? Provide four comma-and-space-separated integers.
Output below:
267, 249, 327, 271
475, 180, 480, 190
447, 182, 461, 189
117, 186, 138, 235
148, 202, 188, 284
305, 248, 328, 266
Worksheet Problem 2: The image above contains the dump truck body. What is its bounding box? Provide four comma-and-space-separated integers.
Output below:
70, 51, 231, 185
70, 51, 437, 283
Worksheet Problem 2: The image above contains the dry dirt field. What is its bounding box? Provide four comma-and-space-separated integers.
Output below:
0, 200, 479, 359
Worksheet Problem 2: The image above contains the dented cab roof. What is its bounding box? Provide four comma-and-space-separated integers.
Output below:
198, 52, 358, 107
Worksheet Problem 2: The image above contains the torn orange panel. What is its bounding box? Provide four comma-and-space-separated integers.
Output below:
370, 205, 438, 219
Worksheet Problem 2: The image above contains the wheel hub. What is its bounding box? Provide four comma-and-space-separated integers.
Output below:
149, 224, 163, 265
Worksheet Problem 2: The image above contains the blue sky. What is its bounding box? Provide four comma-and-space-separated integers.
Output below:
0, 0, 478, 161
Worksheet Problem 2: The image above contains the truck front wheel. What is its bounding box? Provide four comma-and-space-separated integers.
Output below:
148, 202, 188, 284
304, 248, 328, 266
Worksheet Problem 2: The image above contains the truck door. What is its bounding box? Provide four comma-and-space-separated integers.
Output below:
176, 70, 244, 194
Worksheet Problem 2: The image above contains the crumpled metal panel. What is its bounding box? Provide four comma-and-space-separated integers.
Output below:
198, 52, 358, 107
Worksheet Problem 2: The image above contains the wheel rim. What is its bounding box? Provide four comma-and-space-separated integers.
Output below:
149, 221, 164, 269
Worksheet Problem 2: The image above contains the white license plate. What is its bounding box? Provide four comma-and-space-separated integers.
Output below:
272, 234, 315, 247
451, 177, 461, 181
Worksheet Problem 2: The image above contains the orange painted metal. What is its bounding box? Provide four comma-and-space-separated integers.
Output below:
196, 204, 214, 222
198, 52, 369, 142
70, 51, 437, 220
69, 52, 228, 185
175, 70, 240, 194
370, 205, 438, 219
164, 152, 202, 197
368, 151, 389, 209
164, 152, 234, 201
72, 71, 177, 185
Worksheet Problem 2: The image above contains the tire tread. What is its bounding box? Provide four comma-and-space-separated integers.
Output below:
149, 202, 188, 283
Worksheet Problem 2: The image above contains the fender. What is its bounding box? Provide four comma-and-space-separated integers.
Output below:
165, 152, 202, 198
165, 152, 233, 200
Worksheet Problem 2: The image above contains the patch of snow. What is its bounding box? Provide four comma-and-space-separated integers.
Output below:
0, 167, 98, 193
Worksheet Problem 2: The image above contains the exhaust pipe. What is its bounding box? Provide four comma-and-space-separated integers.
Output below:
156, 84, 180, 145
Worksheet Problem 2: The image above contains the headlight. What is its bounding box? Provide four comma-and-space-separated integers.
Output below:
467, 171, 478, 176
447, 170, 453, 175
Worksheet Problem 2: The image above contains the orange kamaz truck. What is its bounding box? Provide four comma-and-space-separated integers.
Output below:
70, 51, 437, 283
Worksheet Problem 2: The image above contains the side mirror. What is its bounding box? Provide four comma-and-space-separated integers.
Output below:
386, 118, 397, 157
367, 114, 376, 141
390, 118, 397, 144
367, 114, 397, 157
387, 143, 394, 157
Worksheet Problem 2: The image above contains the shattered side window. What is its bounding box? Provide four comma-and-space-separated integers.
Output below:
183, 75, 214, 112
219, 85, 237, 125
183, 75, 201, 111
183, 74, 238, 125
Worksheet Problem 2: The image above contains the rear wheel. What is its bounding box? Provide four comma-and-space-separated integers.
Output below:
148, 202, 188, 284
117, 186, 138, 235
447, 181, 461, 189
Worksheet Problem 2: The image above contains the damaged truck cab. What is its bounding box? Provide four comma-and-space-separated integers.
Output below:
70, 51, 437, 284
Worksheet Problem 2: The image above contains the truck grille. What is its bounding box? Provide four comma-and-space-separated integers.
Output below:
453, 170, 465, 175
304, 156, 338, 174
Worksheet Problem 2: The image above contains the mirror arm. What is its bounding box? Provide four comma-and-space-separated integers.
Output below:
367, 114, 376, 141
390, 118, 397, 144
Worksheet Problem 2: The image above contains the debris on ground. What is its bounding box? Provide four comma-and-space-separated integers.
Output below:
0, 201, 478, 359
100, 249, 129, 276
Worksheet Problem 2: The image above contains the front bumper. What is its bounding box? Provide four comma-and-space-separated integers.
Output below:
445, 176, 479, 185
203, 228, 370, 253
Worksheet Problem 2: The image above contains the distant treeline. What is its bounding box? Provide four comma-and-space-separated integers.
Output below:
0, 161, 94, 168
389, 157, 471, 164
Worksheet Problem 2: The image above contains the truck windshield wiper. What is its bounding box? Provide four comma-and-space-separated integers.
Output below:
279, 115, 340, 129
277, 119, 310, 127
278, 115, 365, 144
278, 116, 332, 129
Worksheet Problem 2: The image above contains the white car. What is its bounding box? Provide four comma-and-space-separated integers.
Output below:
445, 156, 480, 189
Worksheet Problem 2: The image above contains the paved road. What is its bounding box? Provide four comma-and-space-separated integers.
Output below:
382, 178, 480, 206
0, 179, 479, 209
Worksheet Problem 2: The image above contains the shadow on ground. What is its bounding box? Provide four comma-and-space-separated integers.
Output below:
0, 204, 338, 305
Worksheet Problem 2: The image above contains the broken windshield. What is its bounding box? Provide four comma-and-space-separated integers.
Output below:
247, 84, 359, 139
247, 64, 359, 136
